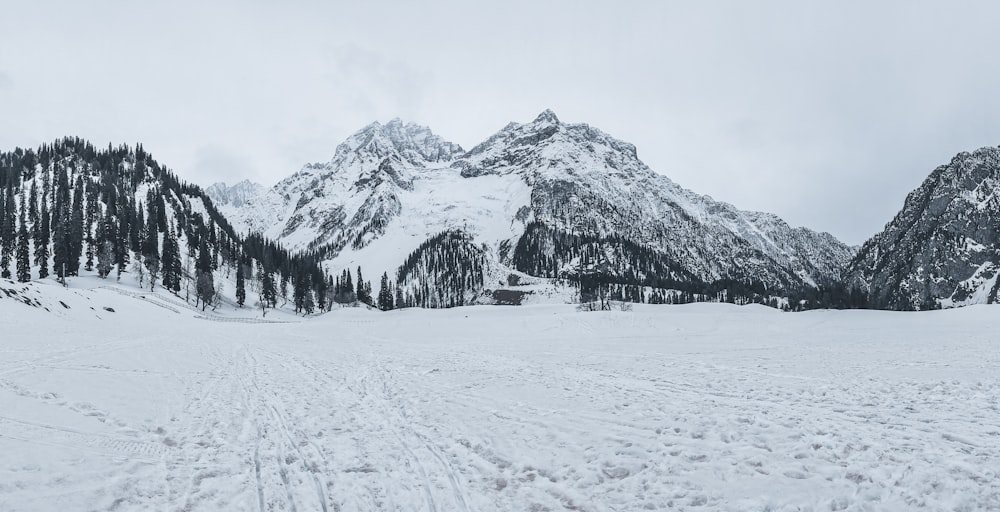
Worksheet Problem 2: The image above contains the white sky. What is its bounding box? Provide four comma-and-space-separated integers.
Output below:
2, 1, 999, 245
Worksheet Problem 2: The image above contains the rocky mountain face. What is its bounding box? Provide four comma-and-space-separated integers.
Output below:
217, 119, 465, 252
205, 180, 266, 208
456, 110, 854, 290
848, 146, 1000, 309
211, 111, 854, 306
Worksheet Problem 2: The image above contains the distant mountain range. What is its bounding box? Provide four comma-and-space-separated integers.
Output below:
208, 110, 857, 308
1, 112, 996, 312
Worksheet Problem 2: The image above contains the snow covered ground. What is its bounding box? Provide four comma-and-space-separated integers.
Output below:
1, 285, 998, 511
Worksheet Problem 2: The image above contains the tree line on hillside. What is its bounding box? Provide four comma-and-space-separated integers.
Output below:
0, 137, 331, 315
511, 221, 868, 311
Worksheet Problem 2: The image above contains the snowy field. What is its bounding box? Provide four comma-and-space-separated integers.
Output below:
1, 285, 998, 511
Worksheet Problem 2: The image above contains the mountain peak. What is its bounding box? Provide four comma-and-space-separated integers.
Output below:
533, 109, 560, 124
315, 119, 466, 175
204, 179, 266, 207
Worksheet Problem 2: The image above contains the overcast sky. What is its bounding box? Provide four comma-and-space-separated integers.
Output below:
2, 1, 999, 245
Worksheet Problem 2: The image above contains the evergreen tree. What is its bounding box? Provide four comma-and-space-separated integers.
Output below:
395, 285, 405, 310
302, 275, 315, 314
293, 270, 306, 313
195, 235, 214, 310
235, 257, 246, 307
114, 206, 130, 280
51, 200, 69, 281
334, 269, 356, 304
315, 273, 328, 312
0, 187, 14, 279
16, 191, 30, 282
127, 201, 141, 254
378, 272, 394, 310
356, 266, 370, 305
95, 215, 113, 278
67, 175, 84, 276
260, 266, 277, 314
208, 221, 219, 270
142, 202, 160, 290
84, 179, 98, 272
160, 223, 181, 293
27, 180, 38, 235
279, 271, 289, 306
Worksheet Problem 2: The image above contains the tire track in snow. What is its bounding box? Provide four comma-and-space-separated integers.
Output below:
252, 347, 340, 511
371, 359, 471, 512
270, 404, 330, 512
0, 415, 168, 463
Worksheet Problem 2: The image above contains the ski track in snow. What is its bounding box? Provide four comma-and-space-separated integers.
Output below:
1, 300, 999, 511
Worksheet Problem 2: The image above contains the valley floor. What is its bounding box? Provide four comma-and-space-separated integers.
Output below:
0, 290, 998, 511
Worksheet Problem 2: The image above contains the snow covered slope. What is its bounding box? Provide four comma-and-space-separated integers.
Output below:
848, 146, 1000, 309
211, 111, 852, 304
1, 295, 998, 511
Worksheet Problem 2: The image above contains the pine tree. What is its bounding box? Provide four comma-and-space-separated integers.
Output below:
334, 269, 355, 304
208, 221, 219, 270
293, 270, 310, 314
142, 202, 160, 290
293, 270, 305, 313
114, 205, 130, 280
302, 274, 315, 314
378, 272, 394, 310
260, 266, 277, 314
16, 191, 31, 282
41, 164, 52, 210
84, 179, 98, 272
67, 175, 84, 276
102, 209, 121, 280
356, 266, 369, 304
95, 215, 113, 278
235, 257, 246, 307
279, 271, 289, 306
51, 201, 69, 282
1, 186, 19, 279
195, 234, 214, 310
160, 223, 178, 292
27, 180, 39, 235
315, 273, 328, 312
127, 201, 141, 255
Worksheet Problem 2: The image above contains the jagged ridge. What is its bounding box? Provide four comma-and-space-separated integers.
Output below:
210, 111, 853, 307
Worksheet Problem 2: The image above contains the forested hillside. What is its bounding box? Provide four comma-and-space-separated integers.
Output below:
0, 138, 330, 314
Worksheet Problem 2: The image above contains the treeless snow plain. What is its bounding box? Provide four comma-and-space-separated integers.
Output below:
1, 284, 998, 511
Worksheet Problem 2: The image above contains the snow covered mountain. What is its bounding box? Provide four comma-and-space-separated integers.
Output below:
210, 111, 853, 306
847, 146, 1000, 309
204, 180, 266, 208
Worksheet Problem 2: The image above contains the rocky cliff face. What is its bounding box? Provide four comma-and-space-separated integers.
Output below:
848, 146, 1000, 309
453, 110, 853, 290
205, 180, 266, 208
213, 119, 465, 252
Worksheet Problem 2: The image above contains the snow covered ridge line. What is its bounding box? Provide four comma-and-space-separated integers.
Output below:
209, 112, 1000, 311
2, 122, 997, 313
209, 110, 866, 311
